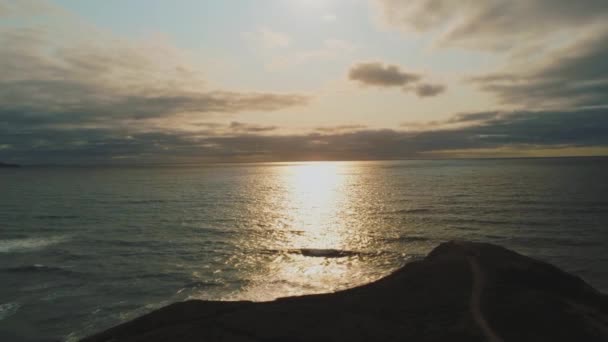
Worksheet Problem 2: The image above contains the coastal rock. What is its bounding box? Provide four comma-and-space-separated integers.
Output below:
83, 242, 608, 342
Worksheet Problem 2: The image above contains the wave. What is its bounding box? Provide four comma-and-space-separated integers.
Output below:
0, 236, 69, 253
262, 248, 363, 258
0, 302, 20, 321
261, 247, 407, 259
182, 280, 225, 289
123, 199, 168, 205
384, 235, 432, 243
386, 208, 432, 214
296, 248, 360, 258
438, 217, 553, 227
3, 264, 73, 274
34, 215, 79, 220
505, 236, 603, 247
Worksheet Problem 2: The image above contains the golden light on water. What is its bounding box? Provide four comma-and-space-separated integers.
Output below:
281, 162, 348, 250
220, 161, 387, 301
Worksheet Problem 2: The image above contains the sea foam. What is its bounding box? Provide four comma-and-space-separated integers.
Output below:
0, 236, 69, 253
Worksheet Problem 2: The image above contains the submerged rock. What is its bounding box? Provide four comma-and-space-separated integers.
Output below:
83, 242, 608, 341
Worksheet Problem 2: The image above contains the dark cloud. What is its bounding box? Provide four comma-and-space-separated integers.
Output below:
470, 30, 608, 107
348, 62, 447, 97
349, 62, 420, 87
315, 125, 368, 133
376, 0, 608, 50
375, 0, 607, 106
445, 111, 502, 124
441, 108, 608, 147
0, 6, 312, 164
229, 122, 278, 133
0, 83, 308, 127
0, 0, 313, 164
2, 108, 606, 164
414, 83, 446, 97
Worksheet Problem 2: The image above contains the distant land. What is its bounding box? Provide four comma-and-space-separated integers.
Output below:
0, 162, 20, 168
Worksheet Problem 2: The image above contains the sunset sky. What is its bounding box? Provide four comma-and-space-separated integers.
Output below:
1, 0, 608, 164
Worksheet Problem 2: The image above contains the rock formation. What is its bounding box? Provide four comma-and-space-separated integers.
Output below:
83, 241, 608, 341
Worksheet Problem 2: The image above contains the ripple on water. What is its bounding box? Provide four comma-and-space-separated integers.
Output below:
260, 248, 395, 259
0, 303, 20, 321
2, 264, 78, 277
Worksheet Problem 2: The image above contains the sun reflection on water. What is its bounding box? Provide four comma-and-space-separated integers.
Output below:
213, 161, 394, 301
280, 162, 349, 250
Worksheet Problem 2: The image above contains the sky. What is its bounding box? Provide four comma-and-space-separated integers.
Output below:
1, 0, 608, 164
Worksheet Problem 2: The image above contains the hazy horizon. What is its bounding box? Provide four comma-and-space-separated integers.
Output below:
7, 155, 608, 168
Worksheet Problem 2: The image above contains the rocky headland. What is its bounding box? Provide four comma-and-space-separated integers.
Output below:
83, 241, 608, 342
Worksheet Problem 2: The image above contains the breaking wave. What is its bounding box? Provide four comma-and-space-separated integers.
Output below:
0, 236, 70, 253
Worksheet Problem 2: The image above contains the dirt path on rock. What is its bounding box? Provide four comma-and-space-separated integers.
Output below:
466, 252, 504, 342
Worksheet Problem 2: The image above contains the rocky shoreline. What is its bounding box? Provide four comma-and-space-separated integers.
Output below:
83, 242, 608, 341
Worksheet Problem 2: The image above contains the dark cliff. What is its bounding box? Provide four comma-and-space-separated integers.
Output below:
83, 242, 608, 342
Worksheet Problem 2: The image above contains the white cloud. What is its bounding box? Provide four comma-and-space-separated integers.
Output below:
374, 0, 608, 51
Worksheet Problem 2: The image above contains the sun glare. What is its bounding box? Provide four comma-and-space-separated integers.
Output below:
224, 161, 374, 301
282, 162, 347, 249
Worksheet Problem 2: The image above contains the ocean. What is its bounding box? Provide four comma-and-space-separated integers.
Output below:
1, 158, 607, 341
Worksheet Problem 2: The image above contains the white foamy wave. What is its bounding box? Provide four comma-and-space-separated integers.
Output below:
0, 302, 20, 321
0, 236, 69, 253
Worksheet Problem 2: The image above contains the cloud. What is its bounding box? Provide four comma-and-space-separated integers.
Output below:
373, 1, 607, 106
0, 0, 57, 17
243, 27, 291, 48
315, 125, 368, 133
414, 83, 447, 97
349, 62, 420, 87
469, 29, 608, 108
374, 0, 608, 50
2, 0, 606, 163
0, 10, 309, 134
348, 62, 447, 97
229, 121, 278, 133
3, 108, 607, 164
445, 111, 503, 124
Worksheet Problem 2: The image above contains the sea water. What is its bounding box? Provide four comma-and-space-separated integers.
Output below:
1, 158, 607, 341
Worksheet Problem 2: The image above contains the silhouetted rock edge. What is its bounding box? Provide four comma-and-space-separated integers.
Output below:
83, 241, 608, 342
